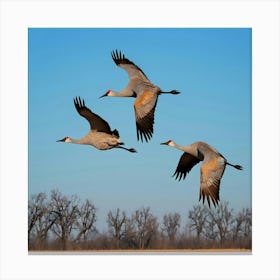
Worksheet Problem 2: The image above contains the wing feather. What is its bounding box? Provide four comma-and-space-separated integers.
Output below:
173, 152, 200, 181
199, 156, 226, 207
134, 89, 158, 142
111, 50, 150, 82
74, 97, 112, 133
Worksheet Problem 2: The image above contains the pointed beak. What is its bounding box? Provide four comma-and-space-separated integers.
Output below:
56, 138, 65, 142
160, 141, 169, 145
99, 93, 107, 99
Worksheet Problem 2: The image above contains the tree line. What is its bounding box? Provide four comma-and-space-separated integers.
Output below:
28, 189, 251, 250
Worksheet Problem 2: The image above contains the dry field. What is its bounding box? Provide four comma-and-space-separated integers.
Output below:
29, 248, 251, 254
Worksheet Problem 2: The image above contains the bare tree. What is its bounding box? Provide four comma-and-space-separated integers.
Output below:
28, 192, 57, 249
241, 208, 252, 238
206, 202, 234, 245
28, 189, 251, 250
75, 199, 97, 244
203, 214, 218, 243
162, 212, 181, 242
132, 207, 159, 249
107, 208, 127, 248
232, 209, 245, 242
120, 216, 138, 249
49, 190, 80, 250
231, 208, 251, 247
28, 192, 46, 243
188, 205, 208, 241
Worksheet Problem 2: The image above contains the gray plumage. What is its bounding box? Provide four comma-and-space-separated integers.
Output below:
100, 50, 180, 142
57, 97, 137, 153
161, 140, 242, 207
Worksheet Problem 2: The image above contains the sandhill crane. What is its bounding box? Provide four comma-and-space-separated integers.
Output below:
57, 97, 137, 153
161, 140, 243, 207
100, 50, 180, 142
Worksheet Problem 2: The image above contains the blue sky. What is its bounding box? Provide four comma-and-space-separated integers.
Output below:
28, 28, 251, 230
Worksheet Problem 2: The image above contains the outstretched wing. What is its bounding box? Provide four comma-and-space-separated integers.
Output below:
199, 156, 226, 207
111, 50, 150, 82
173, 152, 200, 181
134, 89, 158, 142
74, 97, 112, 133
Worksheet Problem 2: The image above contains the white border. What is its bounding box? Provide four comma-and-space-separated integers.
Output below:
0, 0, 279, 279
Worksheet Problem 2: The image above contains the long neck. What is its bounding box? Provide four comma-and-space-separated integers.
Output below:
110, 88, 134, 97
68, 137, 88, 144
172, 142, 198, 157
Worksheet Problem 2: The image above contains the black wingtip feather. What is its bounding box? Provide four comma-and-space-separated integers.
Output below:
206, 196, 210, 208
172, 153, 200, 183
111, 49, 129, 66
136, 121, 153, 143
211, 197, 217, 208
112, 129, 120, 138
111, 49, 149, 80
135, 108, 155, 143
74, 96, 84, 111
199, 188, 220, 208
